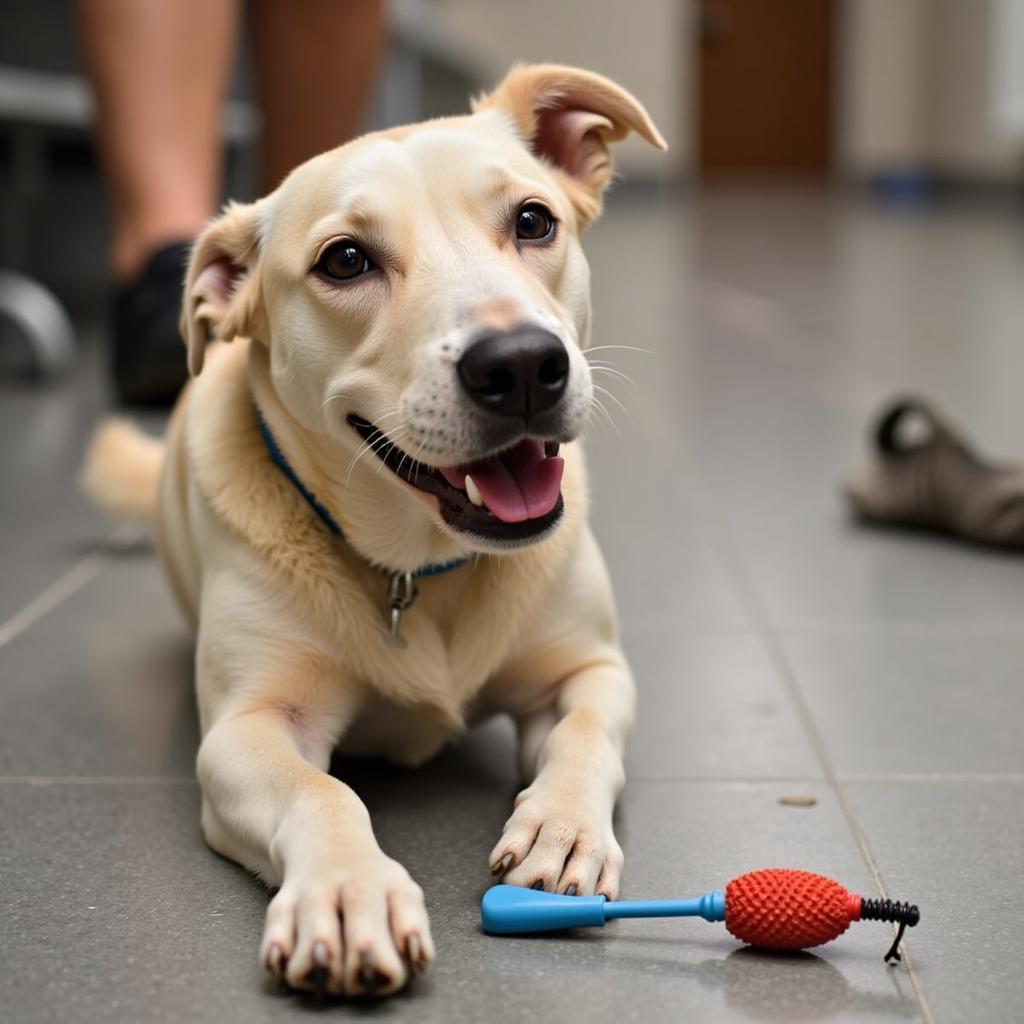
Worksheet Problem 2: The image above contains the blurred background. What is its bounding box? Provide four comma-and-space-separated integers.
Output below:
1, 0, 1021, 340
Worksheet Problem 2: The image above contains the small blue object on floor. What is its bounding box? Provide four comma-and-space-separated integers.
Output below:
481, 884, 725, 935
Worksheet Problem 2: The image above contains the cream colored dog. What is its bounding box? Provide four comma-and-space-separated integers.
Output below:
83, 64, 664, 998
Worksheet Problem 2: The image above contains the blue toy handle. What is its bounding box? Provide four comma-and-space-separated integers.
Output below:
481, 885, 726, 935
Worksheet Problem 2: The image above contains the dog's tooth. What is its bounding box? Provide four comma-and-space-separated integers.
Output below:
465, 475, 484, 507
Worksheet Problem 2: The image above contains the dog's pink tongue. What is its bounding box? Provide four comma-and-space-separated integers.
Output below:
440, 441, 564, 523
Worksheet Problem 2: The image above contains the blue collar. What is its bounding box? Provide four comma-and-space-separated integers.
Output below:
254, 405, 470, 580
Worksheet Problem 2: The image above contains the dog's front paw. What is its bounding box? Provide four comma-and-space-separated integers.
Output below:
488, 782, 624, 898
260, 852, 434, 998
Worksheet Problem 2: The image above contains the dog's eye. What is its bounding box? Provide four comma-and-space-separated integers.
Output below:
315, 241, 374, 281
515, 203, 556, 243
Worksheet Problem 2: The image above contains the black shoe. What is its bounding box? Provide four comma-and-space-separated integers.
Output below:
112, 240, 192, 408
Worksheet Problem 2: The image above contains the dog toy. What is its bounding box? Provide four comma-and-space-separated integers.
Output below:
481, 869, 920, 962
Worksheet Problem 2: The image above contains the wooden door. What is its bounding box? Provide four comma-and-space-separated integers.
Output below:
698, 0, 834, 175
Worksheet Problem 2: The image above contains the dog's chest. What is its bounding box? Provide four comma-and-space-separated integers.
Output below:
331, 579, 531, 758
338, 691, 463, 766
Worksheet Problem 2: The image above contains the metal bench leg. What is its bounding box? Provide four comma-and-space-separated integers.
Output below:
0, 270, 76, 377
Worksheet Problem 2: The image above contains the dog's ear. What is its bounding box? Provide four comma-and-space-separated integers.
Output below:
473, 64, 666, 224
181, 201, 264, 376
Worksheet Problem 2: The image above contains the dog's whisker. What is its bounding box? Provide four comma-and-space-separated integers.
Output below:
346, 412, 406, 468
587, 395, 621, 438
344, 448, 373, 486
345, 428, 403, 486
586, 360, 627, 371
594, 396, 623, 436
393, 438, 416, 480
586, 390, 611, 421
345, 436, 384, 486
369, 409, 405, 425
589, 366, 638, 389
584, 344, 651, 357
592, 383, 633, 425
372, 428, 412, 477
584, 344, 651, 356
319, 393, 352, 412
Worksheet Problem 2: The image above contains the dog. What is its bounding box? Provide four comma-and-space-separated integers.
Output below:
83, 64, 665, 998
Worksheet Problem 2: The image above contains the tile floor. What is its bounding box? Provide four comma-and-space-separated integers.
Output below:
2, 184, 1023, 1023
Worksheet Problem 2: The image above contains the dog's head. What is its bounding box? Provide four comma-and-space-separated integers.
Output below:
182, 65, 664, 552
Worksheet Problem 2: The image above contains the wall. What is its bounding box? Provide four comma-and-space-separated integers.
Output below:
434, 0, 691, 181
838, 0, 1023, 180
991, 0, 1024, 139
837, 0, 929, 175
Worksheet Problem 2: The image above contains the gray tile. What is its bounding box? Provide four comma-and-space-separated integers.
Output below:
847, 781, 1024, 1024
624, 629, 822, 781
0, 340, 113, 623
826, 205, 1024, 455
583, 363, 751, 634
591, 780, 923, 1024
637, 306, 1024, 632
720, 496, 1024, 630
692, 187, 1024, 457
597, 509, 751, 633
693, 184, 843, 322
664, 330, 869, 509
452, 779, 923, 1024
0, 553, 196, 778
0, 781, 272, 1024
7, 184, 1022, 1024
782, 628, 1024, 776
0, 775, 924, 1024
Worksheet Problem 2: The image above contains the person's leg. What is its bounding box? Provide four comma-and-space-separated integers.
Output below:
76, 0, 240, 281
250, 0, 385, 190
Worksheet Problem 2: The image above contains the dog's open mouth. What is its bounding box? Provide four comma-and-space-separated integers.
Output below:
347, 415, 565, 541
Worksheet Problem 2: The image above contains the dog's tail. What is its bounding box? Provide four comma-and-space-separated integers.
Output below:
80, 417, 165, 523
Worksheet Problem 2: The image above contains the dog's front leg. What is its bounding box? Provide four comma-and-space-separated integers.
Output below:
196, 649, 433, 997
490, 655, 635, 899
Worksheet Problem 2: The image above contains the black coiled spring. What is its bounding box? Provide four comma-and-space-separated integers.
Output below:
860, 898, 921, 963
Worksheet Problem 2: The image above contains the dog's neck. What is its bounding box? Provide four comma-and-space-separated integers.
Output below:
247, 344, 472, 575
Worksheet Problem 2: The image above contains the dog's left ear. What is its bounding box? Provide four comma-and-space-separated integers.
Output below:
181, 200, 265, 376
473, 64, 667, 224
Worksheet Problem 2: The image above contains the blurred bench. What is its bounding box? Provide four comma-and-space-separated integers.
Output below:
0, 66, 261, 378
0, 0, 482, 378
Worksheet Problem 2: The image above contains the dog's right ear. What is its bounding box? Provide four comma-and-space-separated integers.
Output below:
181, 201, 264, 376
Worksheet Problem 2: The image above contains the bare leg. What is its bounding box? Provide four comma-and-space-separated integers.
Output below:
250, 0, 385, 189
76, 0, 239, 280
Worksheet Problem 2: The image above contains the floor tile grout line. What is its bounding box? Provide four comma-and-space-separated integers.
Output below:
688, 474, 936, 1024
0, 775, 197, 785
771, 621, 1024, 638
712, 544, 934, 1021
626, 772, 1024, 784
843, 772, 1024, 784
4, 772, 1011, 787
714, 543, 934, 1021
0, 524, 139, 651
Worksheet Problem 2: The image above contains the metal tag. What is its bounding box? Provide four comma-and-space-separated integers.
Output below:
385, 571, 418, 648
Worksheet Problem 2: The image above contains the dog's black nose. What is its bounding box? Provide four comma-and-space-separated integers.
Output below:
458, 328, 569, 421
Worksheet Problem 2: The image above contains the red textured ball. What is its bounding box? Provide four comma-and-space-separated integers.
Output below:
724, 869, 859, 950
